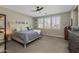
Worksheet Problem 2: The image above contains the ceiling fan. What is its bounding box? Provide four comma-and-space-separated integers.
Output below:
32, 6, 44, 12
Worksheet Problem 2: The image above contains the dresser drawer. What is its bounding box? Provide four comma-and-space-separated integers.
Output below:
68, 30, 79, 53
69, 33, 79, 42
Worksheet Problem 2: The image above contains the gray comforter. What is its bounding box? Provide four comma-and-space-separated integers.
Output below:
13, 30, 40, 44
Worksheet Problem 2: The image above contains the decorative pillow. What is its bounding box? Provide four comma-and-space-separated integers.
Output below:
26, 27, 32, 30
14, 28, 21, 31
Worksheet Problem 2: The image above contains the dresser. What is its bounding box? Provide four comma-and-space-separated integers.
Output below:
64, 26, 71, 40
68, 30, 79, 53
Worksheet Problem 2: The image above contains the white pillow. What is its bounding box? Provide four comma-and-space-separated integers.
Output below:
33, 30, 41, 34
21, 27, 27, 31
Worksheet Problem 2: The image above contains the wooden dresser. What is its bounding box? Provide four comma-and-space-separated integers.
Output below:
68, 30, 79, 53
64, 26, 71, 40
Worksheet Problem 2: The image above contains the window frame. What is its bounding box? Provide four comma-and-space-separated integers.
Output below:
37, 15, 61, 29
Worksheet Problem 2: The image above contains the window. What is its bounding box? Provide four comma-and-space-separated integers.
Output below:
44, 17, 51, 29
52, 16, 60, 29
38, 18, 44, 28
37, 16, 61, 29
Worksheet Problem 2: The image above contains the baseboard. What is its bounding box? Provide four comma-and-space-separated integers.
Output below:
43, 34, 64, 38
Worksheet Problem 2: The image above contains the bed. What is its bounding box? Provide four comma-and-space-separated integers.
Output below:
12, 29, 41, 48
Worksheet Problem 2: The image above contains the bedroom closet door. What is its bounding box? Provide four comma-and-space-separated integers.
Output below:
0, 14, 6, 53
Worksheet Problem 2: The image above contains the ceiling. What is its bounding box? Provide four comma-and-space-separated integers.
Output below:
0, 5, 73, 17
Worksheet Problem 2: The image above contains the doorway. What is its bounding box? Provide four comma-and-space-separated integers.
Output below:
0, 14, 6, 53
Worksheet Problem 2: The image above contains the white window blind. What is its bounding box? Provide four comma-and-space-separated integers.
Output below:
44, 17, 51, 29
38, 18, 44, 28
37, 16, 61, 29
52, 16, 60, 29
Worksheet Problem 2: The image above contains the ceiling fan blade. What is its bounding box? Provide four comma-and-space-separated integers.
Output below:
38, 7, 44, 11
32, 6, 44, 12
40, 7, 44, 10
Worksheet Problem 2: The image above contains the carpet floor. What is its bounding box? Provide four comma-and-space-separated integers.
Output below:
6, 36, 69, 53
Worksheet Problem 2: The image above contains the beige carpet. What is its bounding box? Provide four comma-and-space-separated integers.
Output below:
6, 36, 69, 53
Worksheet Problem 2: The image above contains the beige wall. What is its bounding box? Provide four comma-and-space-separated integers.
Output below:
0, 7, 33, 32
71, 5, 79, 27
78, 6, 79, 26
36, 12, 71, 38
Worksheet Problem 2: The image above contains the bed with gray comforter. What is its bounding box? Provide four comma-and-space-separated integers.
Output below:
12, 30, 41, 48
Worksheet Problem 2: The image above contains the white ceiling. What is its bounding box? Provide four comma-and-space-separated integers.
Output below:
0, 5, 73, 17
